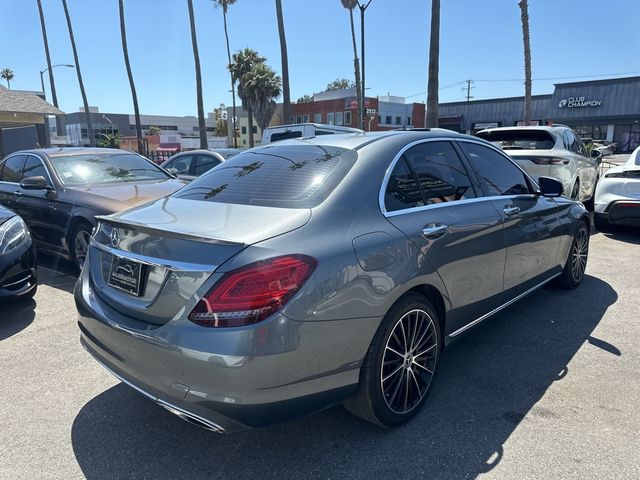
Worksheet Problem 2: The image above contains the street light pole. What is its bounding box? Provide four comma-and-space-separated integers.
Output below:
39, 63, 74, 139
357, 1, 373, 131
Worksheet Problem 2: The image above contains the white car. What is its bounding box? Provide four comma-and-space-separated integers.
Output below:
477, 126, 600, 204
593, 147, 640, 230
262, 123, 362, 144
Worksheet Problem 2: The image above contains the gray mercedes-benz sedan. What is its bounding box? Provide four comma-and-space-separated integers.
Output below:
75, 130, 590, 432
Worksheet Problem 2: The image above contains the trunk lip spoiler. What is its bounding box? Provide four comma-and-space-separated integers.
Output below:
95, 215, 246, 247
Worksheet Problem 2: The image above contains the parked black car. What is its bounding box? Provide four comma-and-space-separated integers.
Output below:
160, 149, 240, 181
0, 148, 186, 271
0, 205, 36, 301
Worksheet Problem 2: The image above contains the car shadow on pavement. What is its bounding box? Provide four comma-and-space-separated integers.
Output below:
71, 275, 617, 480
0, 299, 36, 341
599, 228, 640, 245
36, 254, 77, 294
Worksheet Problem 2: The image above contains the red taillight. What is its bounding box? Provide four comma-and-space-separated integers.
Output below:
529, 157, 570, 165
189, 255, 317, 327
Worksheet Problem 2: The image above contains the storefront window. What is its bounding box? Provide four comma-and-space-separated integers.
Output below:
574, 125, 607, 140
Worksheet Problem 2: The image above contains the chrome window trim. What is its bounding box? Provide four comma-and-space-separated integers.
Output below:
24, 154, 55, 188
378, 136, 540, 218
447, 272, 561, 338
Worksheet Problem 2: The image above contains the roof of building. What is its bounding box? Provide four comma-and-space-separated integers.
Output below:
0, 85, 64, 115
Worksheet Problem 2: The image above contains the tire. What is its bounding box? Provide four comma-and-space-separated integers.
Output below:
554, 221, 589, 289
69, 222, 93, 273
593, 213, 611, 232
344, 293, 442, 428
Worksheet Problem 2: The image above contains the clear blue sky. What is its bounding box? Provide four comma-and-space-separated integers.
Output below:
1, 0, 639, 116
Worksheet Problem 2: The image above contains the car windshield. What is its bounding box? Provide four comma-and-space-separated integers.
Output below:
51, 153, 170, 186
173, 144, 356, 208
477, 130, 556, 150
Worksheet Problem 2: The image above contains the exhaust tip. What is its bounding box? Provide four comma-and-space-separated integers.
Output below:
159, 401, 226, 433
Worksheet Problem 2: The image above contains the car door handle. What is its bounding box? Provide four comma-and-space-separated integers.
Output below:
13, 190, 23, 197
503, 205, 520, 217
422, 224, 448, 239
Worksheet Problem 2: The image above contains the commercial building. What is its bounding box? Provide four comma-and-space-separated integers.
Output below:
55, 107, 221, 150
439, 76, 640, 151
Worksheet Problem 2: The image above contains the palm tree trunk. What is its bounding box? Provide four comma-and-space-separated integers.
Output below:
62, 0, 94, 146
223, 8, 238, 148
275, 0, 290, 125
348, 8, 361, 128
425, 0, 440, 128
37, 0, 63, 139
247, 105, 255, 148
187, 0, 208, 149
119, 0, 144, 155
519, 0, 532, 126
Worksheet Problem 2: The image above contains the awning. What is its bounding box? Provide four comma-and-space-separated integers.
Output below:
155, 147, 179, 153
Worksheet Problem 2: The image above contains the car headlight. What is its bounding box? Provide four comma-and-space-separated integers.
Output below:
0, 216, 30, 255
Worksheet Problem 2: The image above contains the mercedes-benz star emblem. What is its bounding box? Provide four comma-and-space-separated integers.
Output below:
110, 228, 120, 248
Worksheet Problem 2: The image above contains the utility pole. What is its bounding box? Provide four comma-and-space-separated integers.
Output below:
357, 0, 373, 131
463, 79, 475, 102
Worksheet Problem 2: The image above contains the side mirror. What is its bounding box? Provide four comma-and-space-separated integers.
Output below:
20, 176, 51, 190
591, 149, 603, 163
168, 167, 178, 176
538, 176, 563, 197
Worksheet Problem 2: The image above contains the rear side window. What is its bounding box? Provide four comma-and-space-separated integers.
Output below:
173, 145, 357, 209
269, 131, 303, 143
193, 154, 220, 176
477, 130, 555, 150
385, 142, 475, 212
0, 155, 26, 183
459, 142, 531, 196
167, 155, 193, 175
22, 156, 48, 180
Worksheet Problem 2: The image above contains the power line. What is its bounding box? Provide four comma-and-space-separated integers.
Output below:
475, 70, 640, 82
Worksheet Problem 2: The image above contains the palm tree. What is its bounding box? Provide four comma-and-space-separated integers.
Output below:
119, 0, 144, 155
1, 68, 14, 89
519, 0, 532, 126
245, 62, 282, 133
187, 0, 208, 149
229, 48, 266, 148
213, 0, 238, 147
61, 0, 94, 146
425, 0, 440, 128
341, 0, 361, 128
275, 0, 291, 125
37, 0, 63, 136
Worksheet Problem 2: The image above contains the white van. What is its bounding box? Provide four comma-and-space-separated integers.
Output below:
262, 123, 363, 144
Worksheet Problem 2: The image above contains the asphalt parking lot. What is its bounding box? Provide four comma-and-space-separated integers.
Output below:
1, 222, 639, 480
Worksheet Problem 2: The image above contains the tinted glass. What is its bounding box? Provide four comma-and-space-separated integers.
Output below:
173, 145, 357, 209
51, 153, 170, 186
270, 131, 303, 142
385, 157, 424, 212
193, 154, 220, 176
460, 142, 531, 196
477, 130, 555, 150
0, 155, 26, 183
403, 142, 475, 204
21, 156, 48, 180
166, 155, 193, 175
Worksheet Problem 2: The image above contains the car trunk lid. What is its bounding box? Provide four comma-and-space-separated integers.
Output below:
88, 197, 311, 325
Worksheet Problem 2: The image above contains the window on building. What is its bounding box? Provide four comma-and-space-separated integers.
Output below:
395, 116, 402, 125
241, 126, 247, 134
385, 116, 392, 124
295, 115, 303, 124
345, 111, 352, 125
327, 112, 335, 125
252, 126, 257, 134
314, 113, 322, 123
407, 117, 411, 126
335, 111, 344, 126
378, 115, 382, 124
289, 116, 296, 124
303, 115, 310, 123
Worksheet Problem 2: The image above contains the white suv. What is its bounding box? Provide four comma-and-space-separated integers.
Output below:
476, 126, 600, 204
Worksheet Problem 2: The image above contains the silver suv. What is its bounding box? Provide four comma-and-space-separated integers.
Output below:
477, 126, 600, 204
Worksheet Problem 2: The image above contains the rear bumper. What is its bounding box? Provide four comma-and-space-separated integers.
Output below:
597, 200, 640, 226
75, 264, 379, 432
0, 240, 37, 300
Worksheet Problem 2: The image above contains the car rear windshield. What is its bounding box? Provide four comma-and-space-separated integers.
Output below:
477, 130, 556, 150
51, 153, 170, 186
172, 144, 356, 208
269, 131, 303, 142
